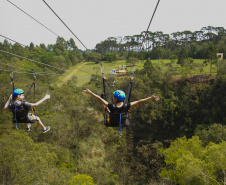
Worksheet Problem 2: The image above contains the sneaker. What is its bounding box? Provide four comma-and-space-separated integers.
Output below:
27, 123, 31, 131
43, 126, 50, 133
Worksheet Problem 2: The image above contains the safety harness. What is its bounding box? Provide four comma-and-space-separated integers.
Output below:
101, 63, 135, 135
7, 69, 37, 128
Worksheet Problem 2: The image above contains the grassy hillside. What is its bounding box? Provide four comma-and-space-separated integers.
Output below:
57, 59, 220, 87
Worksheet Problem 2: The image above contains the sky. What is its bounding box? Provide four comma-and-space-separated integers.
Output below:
1, 0, 226, 50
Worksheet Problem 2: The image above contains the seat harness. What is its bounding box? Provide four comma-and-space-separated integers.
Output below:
7, 69, 37, 128
101, 63, 135, 135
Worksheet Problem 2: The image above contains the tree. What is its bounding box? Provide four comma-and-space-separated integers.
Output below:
143, 58, 154, 76
195, 123, 226, 146
169, 55, 177, 63
105, 53, 114, 62
29, 42, 34, 50
12, 43, 24, 56
54, 37, 68, 52
155, 47, 163, 64
130, 141, 164, 183
0, 131, 73, 185
69, 174, 94, 185
177, 48, 188, 66
206, 42, 218, 75
67, 38, 77, 51
84, 51, 101, 63
160, 136, 226, 185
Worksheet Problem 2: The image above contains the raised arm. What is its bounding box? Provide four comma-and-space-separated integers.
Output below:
4, 94, 12, 110
130, 95, 159, 108
83, 89, 108, 107
30, 94, 50, 107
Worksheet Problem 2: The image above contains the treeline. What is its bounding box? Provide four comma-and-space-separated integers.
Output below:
0, 37, 83, 74
0, 37, 226, 184
91, 26, 226, 61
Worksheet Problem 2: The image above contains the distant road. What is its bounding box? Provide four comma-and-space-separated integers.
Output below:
57, 62, 86, 87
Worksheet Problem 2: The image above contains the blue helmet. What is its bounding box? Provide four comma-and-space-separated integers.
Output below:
113, 90, 126, 102
13, 89, 24, 97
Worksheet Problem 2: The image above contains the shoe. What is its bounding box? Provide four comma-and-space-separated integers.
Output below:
27, 123, 31, 131
43, 126, 50, 133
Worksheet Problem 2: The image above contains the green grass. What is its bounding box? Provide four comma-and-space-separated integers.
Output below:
58, 59, 221, 87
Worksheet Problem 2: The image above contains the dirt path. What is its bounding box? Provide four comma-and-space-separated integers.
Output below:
57, 62, 86, 87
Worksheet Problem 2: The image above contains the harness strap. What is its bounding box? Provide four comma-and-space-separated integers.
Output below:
119, 114, 122, 136
24, 69, 36, 101
125, 63, 135, 104
7, 69, 15, 102
100, 63, 114, 104
125, 77, 133, 104
103, 76, 114, 104
14, 106, 18, 129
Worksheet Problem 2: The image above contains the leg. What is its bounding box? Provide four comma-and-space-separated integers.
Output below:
24, 123, 31, 131
36, 116, 45, 130
35, 116, 50, 133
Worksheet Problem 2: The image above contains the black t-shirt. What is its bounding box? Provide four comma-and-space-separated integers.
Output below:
107, 103, 130, 127
8, 100, 32, 121
8, 100, 32, 111
107, 103, 130, 114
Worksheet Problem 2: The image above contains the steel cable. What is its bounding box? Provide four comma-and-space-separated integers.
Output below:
0, 35, 27, 47
0, 49, 67, 72
7, 0, 60, 37
42, 0, 100, 64
140, 0, 161, 48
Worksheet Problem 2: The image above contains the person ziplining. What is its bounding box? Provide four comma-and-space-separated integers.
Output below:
83, 89, 159, 128
4, 89, 51, 133
4, 70, 51, 133
83, 61, 159, 135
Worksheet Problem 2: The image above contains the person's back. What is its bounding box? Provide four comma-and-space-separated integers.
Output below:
83, 88, 159, 128
106, 102, 130, 127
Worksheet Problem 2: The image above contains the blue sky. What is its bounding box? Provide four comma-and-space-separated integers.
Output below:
1, 0, 226, 49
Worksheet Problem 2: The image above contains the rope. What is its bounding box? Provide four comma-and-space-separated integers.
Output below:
0, 35, 27, 47
140, 0, 161, 48
0, 49, 67, 71
42, 0, 100, 64
7, 0, 60, 37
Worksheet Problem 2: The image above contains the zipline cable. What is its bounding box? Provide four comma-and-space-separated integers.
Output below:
42, 0, 100, 64
140, 0, 161, 48
0, 35, 27, 47
0, 68, 33, 74
1, 35, 100, 77
0, 68, 96, 79
0, 61, 34, 72
0, 49, 67, 72
7, 0, 60, 37
0, 36, 93, 76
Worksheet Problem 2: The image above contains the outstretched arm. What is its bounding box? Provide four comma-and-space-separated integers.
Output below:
4, 94, 12, 110
30, 94, 50, 107
83, 89, 108, 107
130, 95, 159, 108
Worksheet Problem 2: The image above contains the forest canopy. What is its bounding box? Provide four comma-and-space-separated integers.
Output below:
0, 26, 226, 184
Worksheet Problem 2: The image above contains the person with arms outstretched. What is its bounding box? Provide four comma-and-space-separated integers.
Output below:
83, 89, 159, 127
